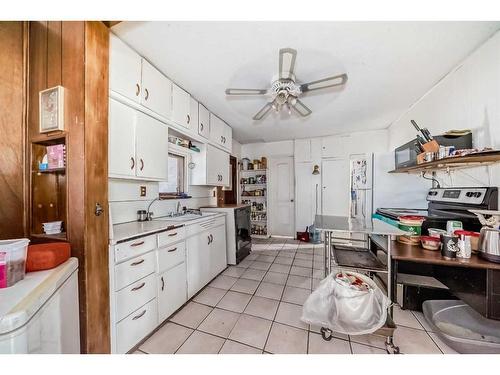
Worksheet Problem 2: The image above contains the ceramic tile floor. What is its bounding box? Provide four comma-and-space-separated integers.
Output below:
137, 238, 457, 354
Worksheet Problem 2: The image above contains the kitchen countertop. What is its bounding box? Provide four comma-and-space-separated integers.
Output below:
110, 212, 224, 244
314, 215, 408, 236
200, 204, 250, 209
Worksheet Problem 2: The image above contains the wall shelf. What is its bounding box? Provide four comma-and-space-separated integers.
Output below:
389, 151, 500, 174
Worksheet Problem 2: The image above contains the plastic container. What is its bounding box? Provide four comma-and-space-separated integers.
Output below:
0, 238, 30, 288
422, 299, 500, 353
428, 228, 447, 238
420, 236, 441, 251
398, 215, 425, 236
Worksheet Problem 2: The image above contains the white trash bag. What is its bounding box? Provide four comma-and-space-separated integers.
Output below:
301, 269, 390, 336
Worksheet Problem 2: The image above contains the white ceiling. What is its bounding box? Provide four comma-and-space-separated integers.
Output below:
112, 21, 499, 144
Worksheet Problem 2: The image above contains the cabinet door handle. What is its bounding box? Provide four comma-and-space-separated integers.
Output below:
168, 232, 177, 237
135, 83, 140, 96
161, 276, 165, 291
130, 241, 145, 247
132, 310, 147, 320
187, 114, 190, 124
130, 259, 145, 266
140, 158, 144, 171
131, 282, 146, 291
210, 234, 213, 242
200, 123, 203, 131
144, 88, 149, 100
167, 247, 177, 253
221, 136, 223, 143
130, 157, 135, 170
208, 235, 211, 245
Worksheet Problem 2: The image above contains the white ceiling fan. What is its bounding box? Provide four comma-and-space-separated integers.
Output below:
225, 48, 348, 120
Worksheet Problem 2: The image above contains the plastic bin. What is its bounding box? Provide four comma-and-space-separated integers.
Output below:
422, 299, 500, 354
0, 238, 30, 288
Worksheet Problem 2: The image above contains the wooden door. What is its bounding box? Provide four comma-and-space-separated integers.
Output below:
269, 157, 295, 237
136, 112, 169, 180
171, 83, 190, 128
109, 33, 142, 103
108, 98, 136, 178
141, 59, 172, 119
198, 104, 210, 139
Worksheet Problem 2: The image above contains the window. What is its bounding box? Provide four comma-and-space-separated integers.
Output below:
159, 153, 186, 194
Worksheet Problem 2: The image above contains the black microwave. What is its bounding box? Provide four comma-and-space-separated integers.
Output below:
395, 139, 419, 169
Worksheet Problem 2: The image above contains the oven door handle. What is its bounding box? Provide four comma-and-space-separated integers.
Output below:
429, 208, 478, 220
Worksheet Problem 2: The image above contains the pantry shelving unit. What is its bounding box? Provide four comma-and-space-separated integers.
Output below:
239, 167, 269, 239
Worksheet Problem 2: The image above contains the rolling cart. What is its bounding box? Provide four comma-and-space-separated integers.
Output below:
318, 220, 403, 354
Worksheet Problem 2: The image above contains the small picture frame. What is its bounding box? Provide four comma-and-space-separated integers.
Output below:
39, 86, 64, 133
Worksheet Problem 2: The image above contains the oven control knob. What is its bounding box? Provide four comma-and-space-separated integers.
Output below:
474, 192, 482, 198
466, 192, 474, 197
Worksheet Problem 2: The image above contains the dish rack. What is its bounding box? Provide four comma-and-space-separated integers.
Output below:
322, 231, 400, 354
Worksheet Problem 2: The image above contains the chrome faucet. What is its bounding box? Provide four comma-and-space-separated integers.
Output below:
146, 197, 159, 221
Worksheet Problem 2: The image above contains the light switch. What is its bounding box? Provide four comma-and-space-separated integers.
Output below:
140, 186, 147, 197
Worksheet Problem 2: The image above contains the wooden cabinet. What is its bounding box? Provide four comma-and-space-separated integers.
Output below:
209, 113, 232, 152
158, 262, 187, 322
109, 33, 142, 103
190, 144, 229, 186
171, 83, 191, 129
141, 60, 172, 119
109, 98, 168, 181
198, 104, 210, 139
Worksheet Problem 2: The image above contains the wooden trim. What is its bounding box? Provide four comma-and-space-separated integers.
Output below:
102, 21, 121, 28
83, 20, 110, 353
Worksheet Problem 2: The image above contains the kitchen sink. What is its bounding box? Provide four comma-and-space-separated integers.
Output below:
154, 212, 217, 222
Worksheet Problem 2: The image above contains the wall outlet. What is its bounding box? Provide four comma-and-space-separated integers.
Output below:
140, 186, 147, 197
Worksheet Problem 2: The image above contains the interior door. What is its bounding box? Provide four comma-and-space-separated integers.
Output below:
108, 98, 136, 177
321, 158, 350, 216
269, 157, 295, 237
136, 112, 169, 180
141, 59, 172, 119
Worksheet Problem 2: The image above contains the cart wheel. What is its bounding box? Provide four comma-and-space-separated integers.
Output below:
385, 341, 400, 354
320, 327, 333, 341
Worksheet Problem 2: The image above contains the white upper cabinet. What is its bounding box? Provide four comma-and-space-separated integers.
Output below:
295, 138, 322, 162
321, 135, 350, 158
109, 34, 142, 103
171, 84, 191, 129
109, 98, 137, 178
198, 104, 210, 139
141, 60, 172, 119
136, 112, 169, 180
190, 144, 229, 187
209, 113, 231, 152
189, 97, 199, 134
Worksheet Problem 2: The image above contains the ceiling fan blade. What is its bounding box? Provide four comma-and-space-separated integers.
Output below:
300, 73, 348, 93
225, 88, 268, 95
291, 99, 312, 117
279, 48, 297, 80
252, 101, 274, 121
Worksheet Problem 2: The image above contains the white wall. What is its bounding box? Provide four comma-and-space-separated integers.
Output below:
109, 179, 216, 226
241, 140, 294, 160
388, 30, 500, 189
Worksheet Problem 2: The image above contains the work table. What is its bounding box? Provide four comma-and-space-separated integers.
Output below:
314, 214, 407, 236
110, 212, 225, 244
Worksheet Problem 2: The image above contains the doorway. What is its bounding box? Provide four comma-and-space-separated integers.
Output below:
217, 155, 237, 205
269, 156, 295, 237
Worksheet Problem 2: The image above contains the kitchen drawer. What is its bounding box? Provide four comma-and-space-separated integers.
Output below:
114, 234, 157, 263
158, 240, 186, 273
115, 273, 157, 322
186, 216, 225, 237
158, 262, 187, 322
116, 298, 158, 353
115, 251, 156, 291
157, 226, 186, 248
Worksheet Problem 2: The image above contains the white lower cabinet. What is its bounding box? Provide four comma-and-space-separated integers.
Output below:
158, 262, 187, 322
116, 298, 158, 354
110, 216, 227, 353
